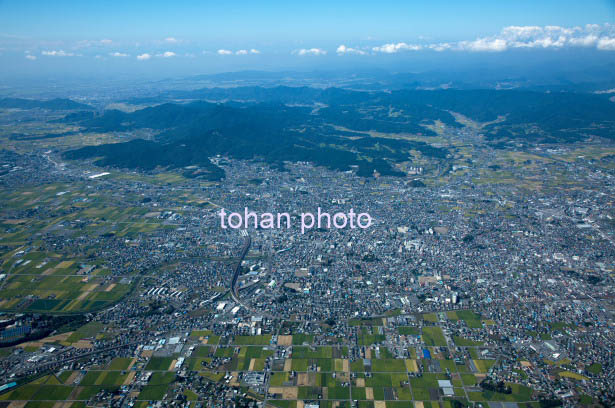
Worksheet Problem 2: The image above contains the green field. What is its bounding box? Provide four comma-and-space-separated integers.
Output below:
145, 357, 175, 371
371, 359, 407, 372
358, 327, 385, 345
455, 310, 483, 329
108, 357, 134, 370
233, 335, 272, 345
422, 326, 447, 346
398, 326, 420, 336
453, 335, 483, 346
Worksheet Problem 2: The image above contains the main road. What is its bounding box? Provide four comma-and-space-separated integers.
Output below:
229, 235, 275, 319
230, 236, 251, 305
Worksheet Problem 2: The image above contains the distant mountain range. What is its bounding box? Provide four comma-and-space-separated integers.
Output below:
119, 86, 615, 141
53, 86, 615, 179
156, 60, 615, 92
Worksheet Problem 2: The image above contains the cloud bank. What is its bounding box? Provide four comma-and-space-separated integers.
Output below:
371, 23, 615, 53
19, 23, 615, 62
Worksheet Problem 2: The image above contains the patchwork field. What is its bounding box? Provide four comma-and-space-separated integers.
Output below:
0, 317, 540, 407
0, 181, 183, 313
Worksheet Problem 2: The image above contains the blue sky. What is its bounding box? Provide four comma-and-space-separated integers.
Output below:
2, 1, 613, 43
1, 0, 614, 77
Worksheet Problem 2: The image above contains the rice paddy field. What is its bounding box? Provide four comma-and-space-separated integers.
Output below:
0, 180, 177, 313
0, 315, 543, 407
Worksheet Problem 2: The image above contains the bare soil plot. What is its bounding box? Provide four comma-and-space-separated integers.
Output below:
283, 359, 292, 371
277, 335, 292, 346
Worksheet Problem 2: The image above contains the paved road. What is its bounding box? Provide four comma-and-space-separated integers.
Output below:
230, 236, 251, 306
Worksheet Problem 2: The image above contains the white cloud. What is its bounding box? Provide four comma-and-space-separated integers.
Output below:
500, 26, 544, 41
460, 23, 615, 52
459, 38, 508, 52
372, 42, 422, 53
213, 49, 261, 55
568, 35, 598, 47
371, 23, 615, 54
294, 48, 327, 56
136, 53, 151, 60
336, 45, 366, 55
41, 50, 75, 57
428, 43, 452, 52
158, 51, 176, 58
109, 51, 128, 57
165, 37, 178, 43
25, 54, 36, 60
100, 39, 112, 45
597, 37, 615, 51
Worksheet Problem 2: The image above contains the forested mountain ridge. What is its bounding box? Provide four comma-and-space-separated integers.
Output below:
60, 87, 615, 179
